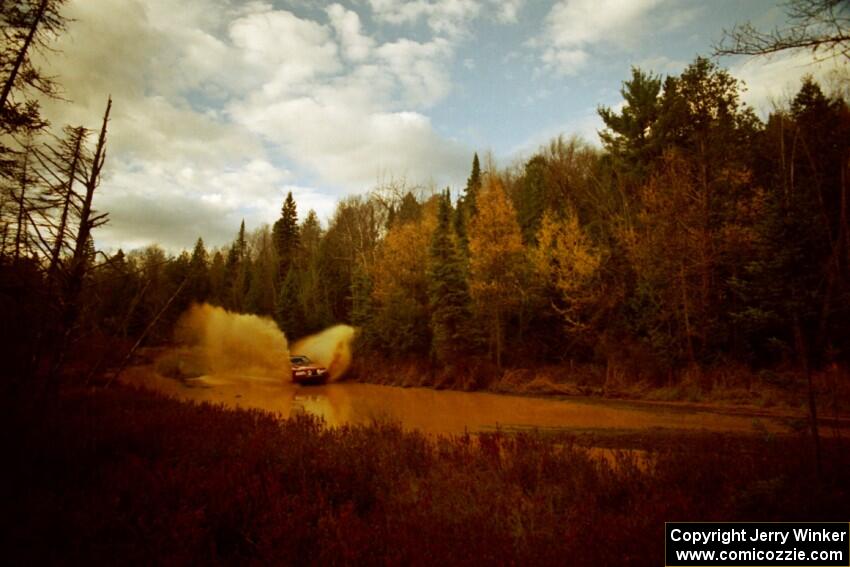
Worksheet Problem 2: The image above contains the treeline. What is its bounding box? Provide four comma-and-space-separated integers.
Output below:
109, 57, 850, 386
0, 0, 121, 389
2, 0, 848, 389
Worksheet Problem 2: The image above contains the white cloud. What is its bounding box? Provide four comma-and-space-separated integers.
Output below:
730, 52, 850, 115
327, 3, 375, 62
637, 55, 687, 75
375, 38, 453, 107
32, 0, 475, 250
232, 96, 467, 191
493, 0, 524, 24
226, 6, 466, 191
94, 157, 295, 251
509, 110, 603, 159
535, 0, 667, 75
284, 186, 340, 225
229, 8, 341, 95
367, 0, 522, 36
541, 49, 589, 76
368, 0, 481, 37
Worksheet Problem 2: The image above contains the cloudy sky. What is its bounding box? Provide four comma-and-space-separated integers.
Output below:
38, 0, 847, 251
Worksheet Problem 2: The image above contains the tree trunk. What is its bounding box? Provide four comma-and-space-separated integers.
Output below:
14, 147, 30, 261
494, 308, 503, 369
679, 262, 696, 365
47, 98, 111, 386
48, 128, 85, 281
794, 313, 822, 477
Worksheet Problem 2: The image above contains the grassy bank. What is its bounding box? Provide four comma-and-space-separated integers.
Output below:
3, 383, 849, 566
351, 355, 850, 414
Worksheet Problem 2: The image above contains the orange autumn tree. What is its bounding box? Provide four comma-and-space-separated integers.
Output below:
369, 197, 438, 355
532, 209, 603, 334
469, 175, 528, 367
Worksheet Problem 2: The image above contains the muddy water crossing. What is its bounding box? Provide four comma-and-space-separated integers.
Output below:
122, 365, 797, 436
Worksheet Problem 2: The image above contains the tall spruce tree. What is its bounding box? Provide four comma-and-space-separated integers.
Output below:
187, 237, 210, 304
464, 153, 482, 217
273, 191, 300, 279
276, 267, 305, 340
428, 190, 472, 364
516, 154, 547, 245
454, 153, 482, 253
224, 220, 249, 311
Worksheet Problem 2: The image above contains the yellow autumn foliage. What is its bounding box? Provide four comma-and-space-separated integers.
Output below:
532, 209, 602, 327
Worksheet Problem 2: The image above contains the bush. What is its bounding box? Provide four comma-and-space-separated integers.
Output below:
2, 385, 847, 565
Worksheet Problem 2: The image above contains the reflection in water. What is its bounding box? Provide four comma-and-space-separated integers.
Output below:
121, 365, 793, 435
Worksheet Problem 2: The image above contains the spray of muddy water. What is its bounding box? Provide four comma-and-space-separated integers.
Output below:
175, 304, 291, 379
291, 325, 356, 381
174, 304, 356, 383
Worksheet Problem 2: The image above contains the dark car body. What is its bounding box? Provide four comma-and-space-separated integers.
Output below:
290, 355, 329, 385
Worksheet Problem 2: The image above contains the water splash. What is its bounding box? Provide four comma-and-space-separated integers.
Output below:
174, 303, 291, 379
291, 325, 356, 381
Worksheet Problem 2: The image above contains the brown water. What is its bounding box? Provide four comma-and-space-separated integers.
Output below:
121, 366, 795, 436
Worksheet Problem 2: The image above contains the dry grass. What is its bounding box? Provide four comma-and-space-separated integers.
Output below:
2, 383, 848, 566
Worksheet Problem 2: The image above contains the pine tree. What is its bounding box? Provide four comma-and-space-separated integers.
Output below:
598, 67, 662, 181
396, 191, 421, 225
464, 153, 482, 218
187, 237, 210, 304
454, 154, 482, 253
517, 155, 547, 245
224, 220, 249, 311
208, 250, 226, 306
273, 192, 300, 279
453, 198, 468, 251
298, 210, 331, 332
428, 190, 472, 364
246, 227, 277, 317
276, 267, 305, 340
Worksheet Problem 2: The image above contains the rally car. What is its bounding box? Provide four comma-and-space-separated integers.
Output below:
290, 355, 329, 385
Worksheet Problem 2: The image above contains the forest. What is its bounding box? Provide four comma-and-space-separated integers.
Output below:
13, 61, 850, 393
2, 5, 850, 403
0, 1, 848, 406
3, 1, 850, 564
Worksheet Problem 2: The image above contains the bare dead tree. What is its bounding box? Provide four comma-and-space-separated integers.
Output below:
715, 0, 850, 61
46, 97, 111, 386
29, 126, 89, 280
9, 134, 41, 260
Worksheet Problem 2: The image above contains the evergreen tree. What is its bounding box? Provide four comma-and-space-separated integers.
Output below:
187, 237, 210, 304
0, 0, 67, 159
428, 190, 472, 364
273, 192, 300, 279
454, 154, 482, 253
598, 67, 662, 181
350, 261, 375, 349
224, 220, 249, 311
298, 210, 331, 333
246, 227, 277, 317
208, 250, 226, 306
453, 198, 468, 251
464, 153, 482, 218
396, 191, 421, 225
300, 210, 323, 259
276, 267, 305, 340
516, 155, 547, 245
